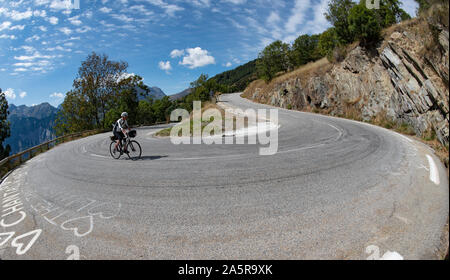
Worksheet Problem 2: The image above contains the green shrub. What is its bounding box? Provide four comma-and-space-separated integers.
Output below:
348, 3, 382, 46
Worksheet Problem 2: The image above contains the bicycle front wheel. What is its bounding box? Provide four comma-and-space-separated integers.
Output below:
126, 140, 142, 160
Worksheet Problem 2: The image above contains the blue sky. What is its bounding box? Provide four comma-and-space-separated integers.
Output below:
0, 0, 418, 107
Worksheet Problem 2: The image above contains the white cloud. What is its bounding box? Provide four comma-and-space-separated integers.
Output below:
111, 14, 134, 22
267, 12, 280, 25
33, 10, 47, 18
285, 0, 310, 34
9, 9, 33, 21
13, 62, 34, 67
4, 88, 16, 99
49, 0, 73, 10
179, 47, 215, 69
0, 21, 12, 31
222, 0, 246, 4
68, 16, 82, 26
14, 52, 55, 61
145, 0, 184, 17
170, 49, 185, 58
25, 35, 40, 42
76, 26, 91, 33
48, 16, 59, 25
158, 61, 172, 72
19, 91, 27, 98
10, 25, 25, 30
229, 18, 245, 29
38, 25, 47, 32
34, 0, 51, 6
59, 27, 72, 35
50, 92, 64, 98
99, 7, 112, 13
0, 21, 25, 31
300, 0, 330, 35
0, 34, 17, 40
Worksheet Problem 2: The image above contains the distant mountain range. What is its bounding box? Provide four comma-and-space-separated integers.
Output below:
5, 103, 59, 155
136, 86, 167, 101
169, 88, 192, 101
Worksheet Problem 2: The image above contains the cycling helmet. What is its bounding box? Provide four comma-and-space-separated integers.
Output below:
121, 112, 128, 117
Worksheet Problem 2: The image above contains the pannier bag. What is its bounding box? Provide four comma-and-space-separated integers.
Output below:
128, 130, 137, 138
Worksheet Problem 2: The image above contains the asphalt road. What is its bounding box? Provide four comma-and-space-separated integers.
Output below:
0, 93, 448, 260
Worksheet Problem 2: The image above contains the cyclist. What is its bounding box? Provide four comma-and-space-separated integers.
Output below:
113, 112, 130, 154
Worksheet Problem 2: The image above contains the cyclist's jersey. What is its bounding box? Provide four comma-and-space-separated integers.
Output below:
114, 118, 129, 133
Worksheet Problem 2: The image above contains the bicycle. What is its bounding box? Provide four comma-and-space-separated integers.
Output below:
109, 130, 142, 160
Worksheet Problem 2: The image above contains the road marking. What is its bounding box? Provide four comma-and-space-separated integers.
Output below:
11, 229, 42, 255
90, 153, 109, 159
60, 215, 94, 237
426, 155, 440, 185
417, 164, 429, 171
380, 251, 404, 260
0, 231, 15, 247
366, 245, 404, 260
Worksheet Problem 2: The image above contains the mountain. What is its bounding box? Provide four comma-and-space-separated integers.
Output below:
149, 87, 166, 100
136, 86, 166, 101
169, 88, 192, 101
210, 59, 258, 92
5, 103, 58, 155
9, 102, 57, 119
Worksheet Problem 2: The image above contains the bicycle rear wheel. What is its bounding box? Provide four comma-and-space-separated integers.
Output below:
126, 140, 142, 160
110, 141, 121, 159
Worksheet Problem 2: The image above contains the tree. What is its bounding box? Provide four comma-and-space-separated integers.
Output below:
348, 3, 382, 45
137, 99, 155, 125
318, 27, 339, 58
55, 53, 129, 134
290, 34, 321, 67
414, 0, 431, 14
325, 0, 356, 44
55, 89, 94, 135
367, 0, 411, 27
256, 40, 291, 82
72, 52, 128, 128
0, 89, 11, 159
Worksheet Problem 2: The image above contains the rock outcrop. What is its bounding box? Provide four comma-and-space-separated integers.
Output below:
245, 18, 449, 147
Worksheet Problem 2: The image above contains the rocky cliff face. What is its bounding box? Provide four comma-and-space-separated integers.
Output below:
5, 103, 58, 154
245, 18, 449, 147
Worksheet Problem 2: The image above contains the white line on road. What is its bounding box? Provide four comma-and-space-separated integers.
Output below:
426, 154, 440, 185
90, 154, 109, 159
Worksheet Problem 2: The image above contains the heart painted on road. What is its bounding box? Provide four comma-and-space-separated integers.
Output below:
11, 229, 42, 255
88, 202, 121, 219
61, 216, 94, 237
0, 232, 15, 247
